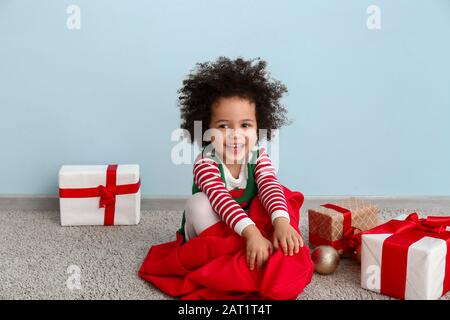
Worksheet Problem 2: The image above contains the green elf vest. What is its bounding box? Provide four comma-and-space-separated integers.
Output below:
178, 147, 260, 239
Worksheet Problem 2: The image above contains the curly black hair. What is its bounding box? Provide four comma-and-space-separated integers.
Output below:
178, 57, 289, 147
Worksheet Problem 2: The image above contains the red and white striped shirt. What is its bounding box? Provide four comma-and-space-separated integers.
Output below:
193, 148, 290, 236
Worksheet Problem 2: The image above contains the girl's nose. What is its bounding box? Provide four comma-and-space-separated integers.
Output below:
227, 128, 244, 140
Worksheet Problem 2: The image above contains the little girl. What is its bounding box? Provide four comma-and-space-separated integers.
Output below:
139, 57, 314, 300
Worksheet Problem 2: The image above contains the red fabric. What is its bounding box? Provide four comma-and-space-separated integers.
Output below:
138, 186, 314, 300
59, 164, 141, 225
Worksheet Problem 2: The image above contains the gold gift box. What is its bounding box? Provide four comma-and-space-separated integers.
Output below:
308, 198, 380, 255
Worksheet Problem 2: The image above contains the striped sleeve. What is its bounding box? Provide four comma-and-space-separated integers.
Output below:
193, 157, 255, 236
254, 148, 290, 224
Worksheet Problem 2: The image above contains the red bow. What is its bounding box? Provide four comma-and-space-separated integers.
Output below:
405, 212, 450, 234
98, 185, 117, 208
345, 226, 362, 250
348, 212, 450, 251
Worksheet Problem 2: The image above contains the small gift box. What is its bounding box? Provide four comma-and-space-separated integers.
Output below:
308, 198, 379, 254
59, 164, 141, 226
361, 213, 450, 300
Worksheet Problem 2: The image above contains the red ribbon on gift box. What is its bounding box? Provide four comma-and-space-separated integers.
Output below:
59, 164, 141, 225
309, 203, 361, 252
362, 212, 450, 299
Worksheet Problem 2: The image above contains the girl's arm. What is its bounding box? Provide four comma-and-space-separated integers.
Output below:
254, 148, 290, 224
193, 157, 255, 236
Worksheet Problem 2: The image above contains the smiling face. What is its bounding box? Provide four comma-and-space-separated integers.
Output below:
208, 96, 258, 164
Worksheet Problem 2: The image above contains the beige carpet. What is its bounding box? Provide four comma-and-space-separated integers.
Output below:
0, 205, 449, 300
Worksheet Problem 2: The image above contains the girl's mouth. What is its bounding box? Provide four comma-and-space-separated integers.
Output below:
225, 143, 245, 154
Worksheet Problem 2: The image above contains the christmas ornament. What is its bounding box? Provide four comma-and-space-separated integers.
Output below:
311, 245, 340, 275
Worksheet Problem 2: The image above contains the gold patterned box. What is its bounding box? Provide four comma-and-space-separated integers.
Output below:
308, 198, 379, 255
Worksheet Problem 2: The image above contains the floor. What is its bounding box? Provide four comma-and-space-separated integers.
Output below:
1, 199, 449, 300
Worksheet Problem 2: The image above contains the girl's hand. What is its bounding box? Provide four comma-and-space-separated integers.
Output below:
242, 225, 273, 271
272, 217, 304, 256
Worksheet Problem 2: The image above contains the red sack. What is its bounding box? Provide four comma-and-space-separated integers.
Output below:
138, 186, 314, 300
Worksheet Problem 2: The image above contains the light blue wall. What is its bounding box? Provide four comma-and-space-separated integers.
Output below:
1, 0, 449, 196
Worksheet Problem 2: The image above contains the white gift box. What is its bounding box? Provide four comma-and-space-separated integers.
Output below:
59, 164, 141, 226
361, 213, 450, 300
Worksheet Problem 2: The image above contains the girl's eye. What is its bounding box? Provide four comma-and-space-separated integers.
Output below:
219, 124, 229, 129
242, 123, 252, 128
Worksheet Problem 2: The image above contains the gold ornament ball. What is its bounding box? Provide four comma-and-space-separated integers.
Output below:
311, 245, 340, 275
